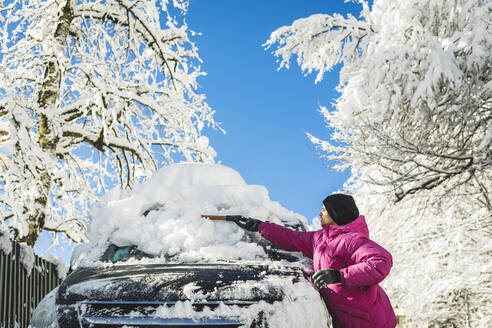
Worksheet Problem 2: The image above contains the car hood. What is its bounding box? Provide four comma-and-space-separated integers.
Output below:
57, 262, 307, 304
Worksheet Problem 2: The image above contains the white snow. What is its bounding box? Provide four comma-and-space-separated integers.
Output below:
0, 231, 12, 255
19, 243, 35, 275
73, 163, 308, 268
151, 280, 328, 328
266, 1, 491, 325
479, 122, 492, 150
0, 0, 219, 248
46, 253, 68, 279
66, 264, 329, 328
68, 163, 327, 327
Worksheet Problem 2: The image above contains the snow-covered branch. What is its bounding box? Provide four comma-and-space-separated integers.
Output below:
270, 0, 491, 205
0, 0, 219, 247
265, 1, 371, 83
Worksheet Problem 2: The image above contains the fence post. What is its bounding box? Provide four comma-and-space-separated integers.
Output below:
0, 232, 63, 328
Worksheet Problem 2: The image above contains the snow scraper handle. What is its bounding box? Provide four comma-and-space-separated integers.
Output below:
201, 215, 244, 222
201, 215, 228, 221
201, 215, 264, 232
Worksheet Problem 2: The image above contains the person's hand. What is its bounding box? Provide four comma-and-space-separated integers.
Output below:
226, 215, 263, 232
311, 268, 341, 288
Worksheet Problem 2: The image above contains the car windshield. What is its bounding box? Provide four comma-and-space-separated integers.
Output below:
101, 240, 302, 263
100, 219, 306, 263
101, 244, 154, 263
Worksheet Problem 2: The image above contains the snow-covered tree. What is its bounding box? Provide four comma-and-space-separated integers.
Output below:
352, 179, 491, 327
266, 0, 491, 326
266, 0, 491, 207
0, 0, 219, 247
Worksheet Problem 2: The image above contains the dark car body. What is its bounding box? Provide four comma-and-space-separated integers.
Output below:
48, 223, 328, 328
55, 262, 307, 327
30, 164, 330, 328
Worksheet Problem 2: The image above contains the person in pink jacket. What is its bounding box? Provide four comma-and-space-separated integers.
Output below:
228, 194, 397, 328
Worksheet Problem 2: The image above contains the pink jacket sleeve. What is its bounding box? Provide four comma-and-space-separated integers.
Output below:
258, 222, 315, 259
339, 234, 393, 288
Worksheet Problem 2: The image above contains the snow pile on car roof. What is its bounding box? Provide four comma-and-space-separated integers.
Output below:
73, 163, 308, 267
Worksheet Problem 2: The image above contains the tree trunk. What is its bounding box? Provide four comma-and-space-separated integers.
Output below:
19, 0, 74, 247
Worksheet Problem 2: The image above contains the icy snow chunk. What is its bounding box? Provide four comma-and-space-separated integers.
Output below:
182, 283, 207, 301
0, 231, 12, 255
46, 254, 68, 279
19, 243, 35, 275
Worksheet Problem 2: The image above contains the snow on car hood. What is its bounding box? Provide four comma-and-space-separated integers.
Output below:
59, 263, 303, 302
72, 163, 308, 268
57, 263, 328, 328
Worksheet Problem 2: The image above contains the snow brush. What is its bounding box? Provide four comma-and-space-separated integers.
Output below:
201, 215, 235, 221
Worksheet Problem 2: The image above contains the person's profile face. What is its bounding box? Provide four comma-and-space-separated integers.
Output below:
319, 205, 337, 226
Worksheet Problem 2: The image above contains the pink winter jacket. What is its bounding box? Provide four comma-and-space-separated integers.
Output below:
259, 215, 397, 328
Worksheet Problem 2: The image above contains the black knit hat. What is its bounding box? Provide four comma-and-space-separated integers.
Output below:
323, 194, 359, 226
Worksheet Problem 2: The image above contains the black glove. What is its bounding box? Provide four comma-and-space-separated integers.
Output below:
311, 269, 341, 288
226, 215, 263, 232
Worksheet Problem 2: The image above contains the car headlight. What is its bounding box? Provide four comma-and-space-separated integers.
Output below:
29, 287, 59, 328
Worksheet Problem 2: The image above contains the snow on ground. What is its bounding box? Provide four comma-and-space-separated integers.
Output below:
73, 163, 309, 268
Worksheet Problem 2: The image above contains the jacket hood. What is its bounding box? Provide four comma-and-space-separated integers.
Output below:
322, 215, 369, 239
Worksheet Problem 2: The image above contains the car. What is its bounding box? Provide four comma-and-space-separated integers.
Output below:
29, 164, 330, 328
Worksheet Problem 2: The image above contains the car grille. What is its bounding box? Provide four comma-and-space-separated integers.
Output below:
76, 300, 255, 328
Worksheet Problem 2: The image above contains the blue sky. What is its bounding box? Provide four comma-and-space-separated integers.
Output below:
187, 1, 362, 223
34, 0, 364, 263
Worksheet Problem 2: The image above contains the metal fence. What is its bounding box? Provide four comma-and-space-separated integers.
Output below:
0, 234, 62, 328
